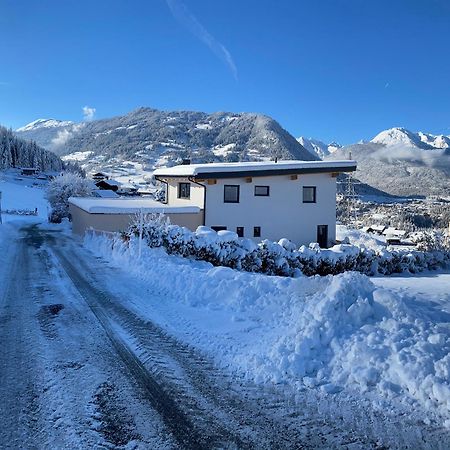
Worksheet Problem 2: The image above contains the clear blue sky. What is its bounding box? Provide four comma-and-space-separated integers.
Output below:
1, 0, 449, 144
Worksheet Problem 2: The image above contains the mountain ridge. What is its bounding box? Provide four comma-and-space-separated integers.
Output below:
15, 107, 316, 173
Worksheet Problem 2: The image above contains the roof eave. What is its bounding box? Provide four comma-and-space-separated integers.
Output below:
155, 165, 357, 180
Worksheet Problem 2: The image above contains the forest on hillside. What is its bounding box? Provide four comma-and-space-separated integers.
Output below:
0, 126, 64, 171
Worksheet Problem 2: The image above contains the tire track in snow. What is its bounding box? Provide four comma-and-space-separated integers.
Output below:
51, 246, 244, 449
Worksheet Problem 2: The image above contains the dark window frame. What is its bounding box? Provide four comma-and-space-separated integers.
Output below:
224, 184, 240, 203
254, 185, 270, 197
253, 226, 261, 238
178, 182, 191, 199
302, 186, 317, 203
236, 226, 244, 237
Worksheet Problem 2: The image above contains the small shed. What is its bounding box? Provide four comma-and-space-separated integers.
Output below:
68, 197, 203, 235
21, 167, 39, 176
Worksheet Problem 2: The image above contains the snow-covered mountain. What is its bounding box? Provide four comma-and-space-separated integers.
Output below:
297, 137, 342, 159
417, 132, 450, 149
16, 118, 74, 132
326, 127, 450, 197
371, 127, 450, 150
16, 108, 316, 175
16, 119, 81, 151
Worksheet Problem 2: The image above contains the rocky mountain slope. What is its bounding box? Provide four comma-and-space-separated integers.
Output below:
15, 108, 316, 174
297, 137, 342, 159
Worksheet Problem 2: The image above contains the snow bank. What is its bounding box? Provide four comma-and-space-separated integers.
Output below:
85, 232, 450, 424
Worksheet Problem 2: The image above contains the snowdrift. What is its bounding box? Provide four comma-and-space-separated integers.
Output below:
85, 232, 450, 425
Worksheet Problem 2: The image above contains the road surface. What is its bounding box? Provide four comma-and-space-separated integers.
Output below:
0, 223, 448, 449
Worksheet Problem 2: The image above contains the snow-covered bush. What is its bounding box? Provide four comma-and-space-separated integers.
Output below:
409, 230, 450, 252
46, 173, 92, 222
125, 215, 450, 277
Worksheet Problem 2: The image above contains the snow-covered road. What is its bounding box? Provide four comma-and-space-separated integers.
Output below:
1, 222, 449, 449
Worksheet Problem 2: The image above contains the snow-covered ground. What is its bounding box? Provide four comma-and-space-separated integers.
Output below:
85, 233, 450, 429
0, 169, 49, 222
1, 174, 449, 445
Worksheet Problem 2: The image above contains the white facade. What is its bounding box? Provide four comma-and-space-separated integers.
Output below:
154, 160, 357, 247
204, 173, 336, 245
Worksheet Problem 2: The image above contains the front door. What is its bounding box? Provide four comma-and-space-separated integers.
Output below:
317, 225, 328, 248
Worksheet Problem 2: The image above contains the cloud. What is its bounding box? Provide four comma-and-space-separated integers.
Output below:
51, 129, 73, 148
50, 123, 84, 149
82, 105, 96, 121
166, 0, 238, 80
373, 144, 450, 170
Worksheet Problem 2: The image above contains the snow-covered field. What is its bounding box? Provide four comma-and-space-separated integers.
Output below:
85, 233, 450, 428
0, 170, 49, 222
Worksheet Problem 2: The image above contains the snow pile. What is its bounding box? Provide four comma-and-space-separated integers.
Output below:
336, 224, 386, 250
85, 232, 450, 424
126, 217, 450, 277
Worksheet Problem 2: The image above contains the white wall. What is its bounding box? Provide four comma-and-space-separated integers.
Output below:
166, 178, 205, 207
164, 173, 337, 246
69, 203, 203, 236
204, 173, 337, 246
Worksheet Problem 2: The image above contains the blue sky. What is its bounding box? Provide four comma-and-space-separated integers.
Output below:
0, 0, 449, 144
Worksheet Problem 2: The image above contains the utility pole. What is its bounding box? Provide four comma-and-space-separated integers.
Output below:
138, 208, 144, 259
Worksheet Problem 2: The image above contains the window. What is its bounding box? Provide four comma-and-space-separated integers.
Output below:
211, 226, 227, 232
236, 227, 244, 237
302, 186, 316, 203
178, 182, 190, 199
224, 185, 240, 203
254, 185, 270, 196
253, 226, 261, 238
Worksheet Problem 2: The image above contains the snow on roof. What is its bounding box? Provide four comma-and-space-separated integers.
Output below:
93, 189, 120, 198
369, 225, 386, 231
153, 160, 357, 178
69, 197, 201, 214
117, 183, 138, 190
383, 227, 406, 237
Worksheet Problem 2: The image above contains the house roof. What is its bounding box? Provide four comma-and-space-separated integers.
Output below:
97, 179, 121, 186
69, 197, 201, 214
153, 160, 357, 179
93, 189, 120, 198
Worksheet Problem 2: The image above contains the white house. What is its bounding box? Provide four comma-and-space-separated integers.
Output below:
153, 160, 356, 247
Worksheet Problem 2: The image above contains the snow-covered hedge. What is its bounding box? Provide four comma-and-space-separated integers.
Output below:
126, 215, 450, 277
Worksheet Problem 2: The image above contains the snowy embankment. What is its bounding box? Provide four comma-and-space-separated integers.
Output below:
85, 232, 450, 426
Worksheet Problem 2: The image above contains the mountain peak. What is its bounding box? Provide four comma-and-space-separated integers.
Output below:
297, 137, 341, 160
370, 127, 437, 149
16, 118, 74, 132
